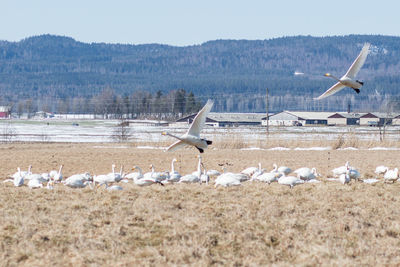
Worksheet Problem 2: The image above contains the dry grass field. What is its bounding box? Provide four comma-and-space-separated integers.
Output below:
1, 142, 400, 266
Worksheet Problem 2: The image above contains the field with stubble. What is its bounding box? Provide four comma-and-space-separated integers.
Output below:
1, 143, 400, 266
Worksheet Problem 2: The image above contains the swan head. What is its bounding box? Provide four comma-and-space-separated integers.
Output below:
161, 131, 168, 136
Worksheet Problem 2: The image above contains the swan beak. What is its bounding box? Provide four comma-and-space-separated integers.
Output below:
324, 73, 331, 77
161, 132, 167, 135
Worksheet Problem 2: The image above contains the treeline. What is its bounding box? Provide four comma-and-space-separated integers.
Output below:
12, 89, 203, 119
0, 34, 400, 112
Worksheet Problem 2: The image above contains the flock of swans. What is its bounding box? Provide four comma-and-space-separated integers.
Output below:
3, 158, 399, 191
0, 43, 381, 191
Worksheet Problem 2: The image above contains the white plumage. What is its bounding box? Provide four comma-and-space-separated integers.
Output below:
163, 100, 214, 153
316, 43, 370, 99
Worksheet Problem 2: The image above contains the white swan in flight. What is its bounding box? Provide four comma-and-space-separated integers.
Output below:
316, 43, 370, 100
162, 99, 214, 153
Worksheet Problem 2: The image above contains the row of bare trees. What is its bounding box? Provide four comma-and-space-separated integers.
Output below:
8, 88, 203, 120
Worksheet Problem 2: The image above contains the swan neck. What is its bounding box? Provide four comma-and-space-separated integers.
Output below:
171, 160, 175, 173
197, 157, 202, 175
166, 132, 182, 140
328, 75, 341, 81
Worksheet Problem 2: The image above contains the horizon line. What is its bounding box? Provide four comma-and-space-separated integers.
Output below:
0, 33, 398, 47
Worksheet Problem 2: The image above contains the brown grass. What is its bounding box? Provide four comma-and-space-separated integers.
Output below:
1, 143, 400, 266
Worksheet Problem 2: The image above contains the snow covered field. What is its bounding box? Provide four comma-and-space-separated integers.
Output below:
0, 119, 398, 145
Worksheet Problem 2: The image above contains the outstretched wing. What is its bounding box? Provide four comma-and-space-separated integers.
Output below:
187, 99, 214, 137
165, 140, 187, 152
345, 43, 370, 79
315, 82, 346, 100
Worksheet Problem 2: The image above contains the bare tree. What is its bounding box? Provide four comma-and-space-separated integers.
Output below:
111, 119, 132, 142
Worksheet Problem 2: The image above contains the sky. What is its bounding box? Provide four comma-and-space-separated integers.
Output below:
1, 0, 399, 46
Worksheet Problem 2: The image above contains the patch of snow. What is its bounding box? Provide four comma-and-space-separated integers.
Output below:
241, 147, 265, 151
363, 178, 380, 184
93, 146, 129, 149
368, 147, 400, 151
136, 146, 167, 150
268, 147, 291, 151
338, 147, 358, 150
294, 147, 331, 151
306, 179, 321, 183
326, 178, 339, 181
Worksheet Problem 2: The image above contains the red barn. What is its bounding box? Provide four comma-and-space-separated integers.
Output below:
0, 106, 11, 118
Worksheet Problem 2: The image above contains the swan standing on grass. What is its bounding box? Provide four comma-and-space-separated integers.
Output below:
162, 99, 214, 153
384, 168, 399, 183
316, 43, 370, 99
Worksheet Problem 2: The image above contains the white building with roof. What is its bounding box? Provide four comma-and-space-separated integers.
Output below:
173, 112, 265, 127
262, 111, 335, 126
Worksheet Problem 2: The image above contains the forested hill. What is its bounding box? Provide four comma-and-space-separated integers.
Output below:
0, 34, 399, 113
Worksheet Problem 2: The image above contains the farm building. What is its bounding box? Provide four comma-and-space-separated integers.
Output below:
327, 113, 366, 126
0, 106, 11, 118
392, 114, 400, 126
173, 112, 265, 127
358, 113, 396, 126
262, 111, 335, 126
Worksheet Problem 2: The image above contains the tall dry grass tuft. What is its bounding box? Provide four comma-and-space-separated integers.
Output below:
332, 134, 345, 149
214, 134, 247, 149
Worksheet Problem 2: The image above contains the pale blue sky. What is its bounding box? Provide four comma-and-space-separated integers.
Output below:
1, 0, 399, 46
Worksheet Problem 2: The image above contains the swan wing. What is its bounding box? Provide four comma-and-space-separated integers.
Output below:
187, 99, 214, 137
315, 82, 346, 100
345, 43, 370, 79
166, 140, 187, 152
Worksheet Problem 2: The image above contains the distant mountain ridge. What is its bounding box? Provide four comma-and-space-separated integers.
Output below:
0, 34, 399, 112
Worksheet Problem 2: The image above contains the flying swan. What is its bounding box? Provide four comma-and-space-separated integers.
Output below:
316, 43, 370, 100
162, 99, 214, 153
